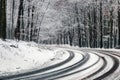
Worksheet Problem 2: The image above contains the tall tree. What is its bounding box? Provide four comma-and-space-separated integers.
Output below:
88, 9, 93, 48
0, 0, 6, 40
109, 0, 113, 48
11, 0, 15, 39
30, 6, 35, 41
16, 0, 24, 40
100, 1, 103, 48
118, 0, 120, 46
75, 3, 81, 47
26, 0, 31, 41
93, 2, 97, 48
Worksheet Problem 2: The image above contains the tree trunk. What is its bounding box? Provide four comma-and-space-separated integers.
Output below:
118, 1, 120, 45
88, 11, 92, 48
11, 0, 15, 39
26, 0, 31, 41
100, 1, 103, 48
75, 3, 81, 47
30, 6, 35, 41
16, 0, 24, 40
0, 0, 6, 40
110, 10, 113, 48
93, 7, 97, 48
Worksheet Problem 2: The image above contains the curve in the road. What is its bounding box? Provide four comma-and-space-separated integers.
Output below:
51, 52, 101, 80
94, 51, 119, 80
2, 48, 119, 80
82, 50, 120, 80
82, 53, 107, 80
0, 50, 75, 80
18, 50, 89, 80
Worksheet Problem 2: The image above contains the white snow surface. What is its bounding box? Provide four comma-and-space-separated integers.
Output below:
38, 49, 84, 74
0, 39, 57, 76
0, 42, 120, 79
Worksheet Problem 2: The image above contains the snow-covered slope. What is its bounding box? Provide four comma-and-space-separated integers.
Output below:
0, 39, 55, 76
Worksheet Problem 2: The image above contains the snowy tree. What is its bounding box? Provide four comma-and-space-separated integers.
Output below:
4, 0, 120, 48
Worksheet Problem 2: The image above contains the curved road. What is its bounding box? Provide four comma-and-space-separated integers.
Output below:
0, 50, 74, 80
1, 48, 120, 80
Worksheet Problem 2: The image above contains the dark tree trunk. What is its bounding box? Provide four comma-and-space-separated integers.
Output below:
60, 34, 62, 44
26, 0, 31, 41
100, 1, 103, 48
63, 32, 66, 44
110, 10, 113, 48
109, 0, 114, 48
75, 3, 81, 47
21, 0, 24, 40
68, 29, 74, 46
30, 6, 35, 41
16, 0, 24, 40
88, 11, 92, 48
93, 7, 97, 48
0, 0, 6, 40
118, 1, 120, 45
11, 0, 15, 39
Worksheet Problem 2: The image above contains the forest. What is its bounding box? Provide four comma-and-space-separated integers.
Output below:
0, 0, 120, 48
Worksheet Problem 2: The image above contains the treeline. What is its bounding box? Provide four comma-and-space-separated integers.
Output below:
41, 0, 120, 48
0, 0, 120, 48
7, 0, 48, 42
2, 0, 50, 42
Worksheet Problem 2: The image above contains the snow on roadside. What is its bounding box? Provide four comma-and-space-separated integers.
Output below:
0, 39, 56, 76
40, 49, 84, 75
40, 49, 70, 69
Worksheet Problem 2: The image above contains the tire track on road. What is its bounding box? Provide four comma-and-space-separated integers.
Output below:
92, 50, 119, 80
0, 50, 74, 80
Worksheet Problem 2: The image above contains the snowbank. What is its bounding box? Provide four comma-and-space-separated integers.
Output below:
0, 39, 55, 76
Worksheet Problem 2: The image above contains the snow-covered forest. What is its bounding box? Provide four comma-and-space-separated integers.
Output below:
1, 0, 120, 80
0, 0, 120, 48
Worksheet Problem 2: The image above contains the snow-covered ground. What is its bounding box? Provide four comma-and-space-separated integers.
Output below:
0, 40, 120, 80
0, 39, 68, 77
